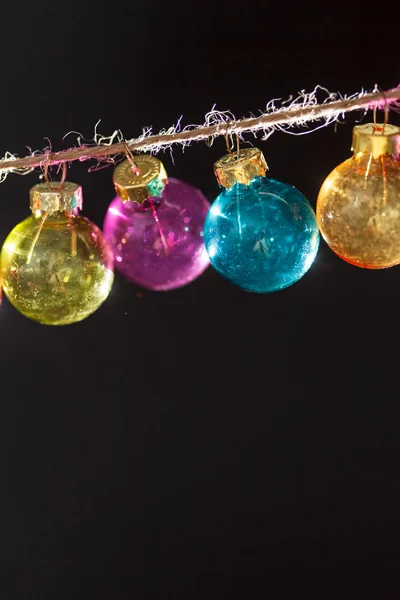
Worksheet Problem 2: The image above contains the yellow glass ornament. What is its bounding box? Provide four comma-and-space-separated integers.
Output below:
1, 180, 114, 325
316, 123, 400, 269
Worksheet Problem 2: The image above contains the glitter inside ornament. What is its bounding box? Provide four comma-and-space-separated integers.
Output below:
317, 123, 400, 269
1, 181, 114, 325
103, 155, 210, 290
204, 148, 319, 292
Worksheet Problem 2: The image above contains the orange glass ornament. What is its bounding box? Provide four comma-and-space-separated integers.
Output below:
316, 123, 400, 269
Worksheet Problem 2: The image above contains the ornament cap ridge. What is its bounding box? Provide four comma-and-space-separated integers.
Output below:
29, 181, 83, 215
113, 154, 168, 204
213, 147, 268, 189
351, 123, 400, 158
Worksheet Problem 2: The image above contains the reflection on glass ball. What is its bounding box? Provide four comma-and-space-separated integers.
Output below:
1, 213, 114, 325
204, 176, 319, 292
317, 153, 400, 268
103, 178, 210, 291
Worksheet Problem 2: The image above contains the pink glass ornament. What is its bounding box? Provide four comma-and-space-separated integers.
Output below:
103, 178, 210, 290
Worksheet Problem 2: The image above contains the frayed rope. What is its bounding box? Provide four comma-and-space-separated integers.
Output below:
0, 84, 398, 182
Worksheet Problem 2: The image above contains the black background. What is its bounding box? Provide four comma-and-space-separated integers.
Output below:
1, 1, 399, 598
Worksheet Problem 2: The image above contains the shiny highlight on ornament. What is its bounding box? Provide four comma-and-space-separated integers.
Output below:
204, 147, 319, 292
317, 123, 400, 269
1, 181, 114, 325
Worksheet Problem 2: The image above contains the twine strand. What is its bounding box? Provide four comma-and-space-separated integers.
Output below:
0, 86, 398, 176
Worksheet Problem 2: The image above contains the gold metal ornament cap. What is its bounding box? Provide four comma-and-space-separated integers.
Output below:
213, 147, 268, 189
351, 123, 400, 159
113, 154, 168, 204
30, 181, 83, 215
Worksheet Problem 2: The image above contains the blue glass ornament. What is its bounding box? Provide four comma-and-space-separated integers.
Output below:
204, 148, 319, 292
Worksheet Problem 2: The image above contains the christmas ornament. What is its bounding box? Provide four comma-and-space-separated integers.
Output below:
317, 123, 400, 269
203, 147, 319, 292
103, 154, 210, 291
0, 180, 114, 325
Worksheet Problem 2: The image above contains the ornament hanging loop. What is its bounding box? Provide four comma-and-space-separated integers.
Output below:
373, 91, 390, 135
59, 162, 67, 186
43, 152, 53, 187
43, 155, 67, 190
383, 92, 389, 133
123, 142, 141, 176
235, 133, 240, 157
224, 128, 241, 158
225, 130, 233, 156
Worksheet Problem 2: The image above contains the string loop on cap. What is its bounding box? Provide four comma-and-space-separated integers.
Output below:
235, 133, 240, 157
43, 152, 53, 186
382, 91, 389, 133
57, 162, 67, 188
123, 142, 141, 176
373, 90, 390, 135
224, 130, 241, 158
225, 132, 232, 155
43, 154, 67, 189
